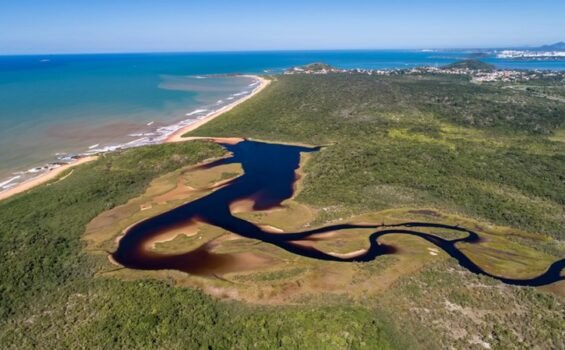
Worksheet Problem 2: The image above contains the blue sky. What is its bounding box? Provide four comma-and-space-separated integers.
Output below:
1, 0, 564, 54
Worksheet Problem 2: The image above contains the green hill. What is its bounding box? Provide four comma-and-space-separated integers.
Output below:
443, 59, 496, 71
536, 41, 565, 51
303, 62, 335, 70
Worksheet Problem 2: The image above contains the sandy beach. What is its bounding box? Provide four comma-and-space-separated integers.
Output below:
0, 156, 98, 202
166, 75, 270, 143
0, 75, 270, 203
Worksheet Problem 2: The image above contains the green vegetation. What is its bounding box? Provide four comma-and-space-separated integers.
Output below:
443, 59, 496, 71
0, 142, 220, 317
186, 73, 564, 347
3, 278, 402, 349
0, 141, 403, 349
189, 74, 565, 239
234, 267, 307, 282
2, 72, 564, 349
378, 261, 565, 349
302, 62, 336, 71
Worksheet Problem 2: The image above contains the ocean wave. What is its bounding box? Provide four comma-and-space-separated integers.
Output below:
0, 76, 263, 194
232, 91, 250, 97
1, 183, 18, 190
130, 132, 157, 136
0, 176, 21, 188
28, 167, 45, 173
186, 109, 209, 116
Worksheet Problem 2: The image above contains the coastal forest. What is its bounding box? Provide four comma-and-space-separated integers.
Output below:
1, 72, 564, 349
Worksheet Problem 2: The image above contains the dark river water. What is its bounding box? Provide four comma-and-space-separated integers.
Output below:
113, 139, 565, 287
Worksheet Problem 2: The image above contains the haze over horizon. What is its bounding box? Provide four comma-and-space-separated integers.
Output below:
1, 0, 564, 55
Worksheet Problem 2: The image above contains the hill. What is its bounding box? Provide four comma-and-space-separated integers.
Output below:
442, 59, 496, 71
286, 62, 341, 74
535, 41, 565, 51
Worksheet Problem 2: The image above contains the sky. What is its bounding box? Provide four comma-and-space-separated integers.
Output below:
1, 0, 564, 54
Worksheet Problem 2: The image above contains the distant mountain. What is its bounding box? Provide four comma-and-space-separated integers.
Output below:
442, 59, 495, 71
534, 42, 565, 51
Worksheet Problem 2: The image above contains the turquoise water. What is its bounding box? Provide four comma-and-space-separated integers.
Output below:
0, 55, 259, 185
1, 50, 564, 189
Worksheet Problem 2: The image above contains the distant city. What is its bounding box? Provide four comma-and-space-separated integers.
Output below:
285, 59, 565, 83
478, 42, 565, 60
417, 42, 565, 61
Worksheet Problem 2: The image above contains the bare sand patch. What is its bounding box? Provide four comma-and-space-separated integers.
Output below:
229, 198, 257, 214
327, 249, 368, 259
143, 221, 200, 251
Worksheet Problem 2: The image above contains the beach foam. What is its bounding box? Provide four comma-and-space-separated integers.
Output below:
232, 91, 250, 97
186, 109, 209, 116
0, 75, 263, 194
0, 176, 22, 189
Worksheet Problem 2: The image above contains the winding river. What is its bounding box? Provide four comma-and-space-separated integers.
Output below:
113, 139, 565, 287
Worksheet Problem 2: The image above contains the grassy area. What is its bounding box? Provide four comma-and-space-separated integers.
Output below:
377, 261, 565, 349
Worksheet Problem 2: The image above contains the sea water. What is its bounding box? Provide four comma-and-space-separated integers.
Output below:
1, 51, 564, 190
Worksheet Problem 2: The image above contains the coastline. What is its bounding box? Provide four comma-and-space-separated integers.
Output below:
165, 75, 270, 143
0, 75, 270, 202
0, 156, 98, 202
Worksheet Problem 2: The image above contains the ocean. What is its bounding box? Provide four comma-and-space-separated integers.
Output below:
1, 50, 564, 191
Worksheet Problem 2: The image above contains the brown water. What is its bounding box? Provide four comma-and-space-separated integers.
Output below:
113, 139, 565, 286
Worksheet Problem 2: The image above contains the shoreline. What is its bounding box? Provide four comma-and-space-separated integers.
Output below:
0, 75, 270, 202
165, 75, 270, 143
0, 156, 98, 202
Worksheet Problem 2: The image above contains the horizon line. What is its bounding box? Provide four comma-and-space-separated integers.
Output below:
0, 43, 560, 57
